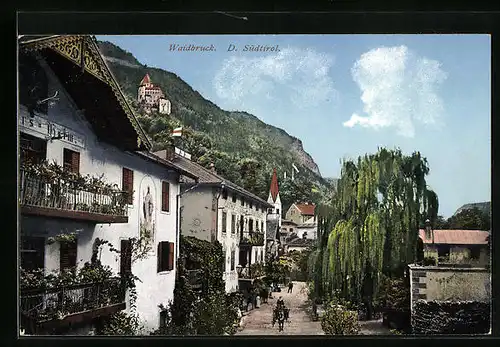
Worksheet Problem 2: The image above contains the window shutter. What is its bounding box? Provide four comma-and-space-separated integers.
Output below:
121, 239, 132, 275
162, 181, 170, 212
168, 242, 175, 271
157, 242, 163, 273
60, 240, 77, 271
71, 151, 80, 174
122, 168, 134, 205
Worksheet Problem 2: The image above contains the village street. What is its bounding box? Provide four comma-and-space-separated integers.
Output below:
236, 281, 324, 335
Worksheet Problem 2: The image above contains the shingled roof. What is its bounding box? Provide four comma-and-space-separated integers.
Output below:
269, 168, 280, 202
419, 229, 489, 245
295, 203, 315, 216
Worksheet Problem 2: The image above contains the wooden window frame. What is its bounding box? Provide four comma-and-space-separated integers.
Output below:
232, 194, 237, 203
122, 167, 134, 205
231, 214, 236, 234
222, 211, 227, 233
60, 239, 77, 271
161, 181, 170, 212
120, 239, 132, 276
157, 241, 175, 272
63, 148, 80, 174
20, 236, 45, 271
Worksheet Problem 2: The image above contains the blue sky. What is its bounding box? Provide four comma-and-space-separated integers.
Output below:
97, 35, 490, 218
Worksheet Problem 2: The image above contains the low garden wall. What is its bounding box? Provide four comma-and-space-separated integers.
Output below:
408, 265, 491, 334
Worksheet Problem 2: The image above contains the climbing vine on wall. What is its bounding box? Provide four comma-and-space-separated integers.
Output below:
311, 148, 439, 311
151, 235, 240, 335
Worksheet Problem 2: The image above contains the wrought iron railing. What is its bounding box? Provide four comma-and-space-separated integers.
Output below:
238, 264, 265, 279
20, 278, 125, 323
19, 168, 128, 217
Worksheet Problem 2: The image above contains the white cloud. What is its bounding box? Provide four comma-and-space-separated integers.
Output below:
344, 45, 447, 137
214, 47, 336, 108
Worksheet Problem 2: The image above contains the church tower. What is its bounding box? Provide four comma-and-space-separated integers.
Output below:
137, 73, 152, 103
267, 168, 282, 228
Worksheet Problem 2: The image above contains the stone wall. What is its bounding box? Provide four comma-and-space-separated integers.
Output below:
409, 265, 491, 334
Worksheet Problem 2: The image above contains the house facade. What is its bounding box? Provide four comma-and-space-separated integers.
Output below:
18, 35, 197, 335
285, 203, 317, 240
154, 149, 272, 293
419, 229, 490, 267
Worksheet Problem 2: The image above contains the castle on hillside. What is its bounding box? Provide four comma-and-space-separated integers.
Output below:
137, 73, 171, 115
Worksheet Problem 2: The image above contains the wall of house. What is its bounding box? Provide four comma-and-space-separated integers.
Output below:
179, 186, 214, 243
285, 205, 302, 225
218, 191, 268, 292
19, 59, 180, 333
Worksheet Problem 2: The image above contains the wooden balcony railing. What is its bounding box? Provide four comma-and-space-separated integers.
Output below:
20, 277, 126, 331
19, 168, 129, 223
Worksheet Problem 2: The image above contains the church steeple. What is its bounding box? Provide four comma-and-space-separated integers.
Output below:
269, 168, 280, 203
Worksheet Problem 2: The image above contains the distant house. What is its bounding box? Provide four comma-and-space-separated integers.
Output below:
419, 229, 490, 267
286, 237, 314, 253
280, 219, 298, 244
285, 203, 317, 239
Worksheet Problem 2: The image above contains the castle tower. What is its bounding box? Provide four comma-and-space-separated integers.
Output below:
267, 168, 282, 228
138, 74, 152, 103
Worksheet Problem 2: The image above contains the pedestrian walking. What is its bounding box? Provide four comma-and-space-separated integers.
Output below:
288, 281, 294, 293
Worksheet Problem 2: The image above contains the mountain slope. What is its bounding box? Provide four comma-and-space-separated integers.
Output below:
98, 41, 330, 205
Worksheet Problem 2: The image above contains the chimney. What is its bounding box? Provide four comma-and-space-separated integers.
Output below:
153, 145, 175, 161
210, 163, 216, 174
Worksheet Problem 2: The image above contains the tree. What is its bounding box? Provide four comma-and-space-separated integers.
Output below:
313, 148, 438, 319
446, 207, 490, 230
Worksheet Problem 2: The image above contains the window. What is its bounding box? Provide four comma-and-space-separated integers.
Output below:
241, 198, 244, 206
260, 251, 264, 263
277, 209, 280, 216
231, 214, 236, 234
60, 239, 77, 271
20, 132, 47, 166
20, 236, 45, 271
249, 201, 253, 209
230, 249, 235, 271
222, 188, 228, 200
122, 168, 134, 205
222, 212, 227, 233
63, 148, 80, 174
249, 219, 254, 233
120, 239, 132, 275
223, 249, 227, 272
159, 310, 168, 329
437, 245, 450, 259
157, 241, 175, 272
239, 250, 247, 267
261, 221, 264, 232
470, 246, 481, 260
289, 228, 293, 232
162, 181, 170, 212
232, 194, 237, 203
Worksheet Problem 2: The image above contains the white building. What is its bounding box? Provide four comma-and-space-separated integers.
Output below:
285, 203, 317, 240
137, 74, 171, 115
18, 35, 198, 335
154, 150, 273, 293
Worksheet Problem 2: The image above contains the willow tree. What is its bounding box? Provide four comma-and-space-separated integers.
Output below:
312, 147, 439, 315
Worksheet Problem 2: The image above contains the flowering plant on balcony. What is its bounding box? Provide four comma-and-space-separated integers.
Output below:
21, 160, 127, 197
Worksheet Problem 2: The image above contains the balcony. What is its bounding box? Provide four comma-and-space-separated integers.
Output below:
20, 277, 126, 333
239, 231, 265, 247
237, 263, 266, 282
19, 166, 128, 224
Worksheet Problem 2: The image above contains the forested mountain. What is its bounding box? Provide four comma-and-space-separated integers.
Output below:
98, 41, 335, 212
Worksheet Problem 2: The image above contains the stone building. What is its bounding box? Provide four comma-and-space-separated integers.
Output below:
137, 73, 171, 115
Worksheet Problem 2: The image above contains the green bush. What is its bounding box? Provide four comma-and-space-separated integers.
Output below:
321, 302, 360, 335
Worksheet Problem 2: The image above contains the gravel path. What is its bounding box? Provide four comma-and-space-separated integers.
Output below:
236, 281, 324, 335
